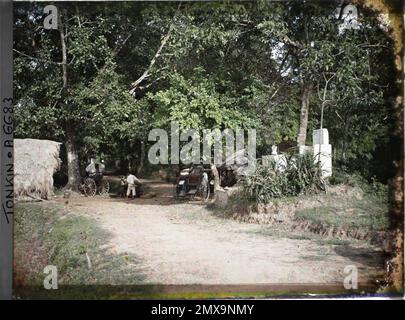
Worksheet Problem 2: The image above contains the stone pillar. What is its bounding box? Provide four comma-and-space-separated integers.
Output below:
313, 129, 332, 178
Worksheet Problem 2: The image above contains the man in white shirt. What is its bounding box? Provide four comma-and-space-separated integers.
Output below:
126, 172, 140, 198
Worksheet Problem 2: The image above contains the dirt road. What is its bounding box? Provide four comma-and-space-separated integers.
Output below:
63, 180, 384, 286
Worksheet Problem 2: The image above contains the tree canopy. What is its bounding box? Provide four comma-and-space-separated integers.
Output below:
13, 1, 399, 184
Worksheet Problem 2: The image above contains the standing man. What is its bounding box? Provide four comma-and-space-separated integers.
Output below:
126, 172, 140, 198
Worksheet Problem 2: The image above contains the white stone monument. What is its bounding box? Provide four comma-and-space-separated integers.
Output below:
262, 146, 287, 172
263, 129, 332, 178
313, 129, 332, 178
312, 128, 329, 145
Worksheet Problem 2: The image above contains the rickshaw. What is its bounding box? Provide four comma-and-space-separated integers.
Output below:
175, 165, 212, 201
80, 161, 110, 197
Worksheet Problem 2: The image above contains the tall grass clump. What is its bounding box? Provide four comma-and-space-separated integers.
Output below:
241, 154, 326, 204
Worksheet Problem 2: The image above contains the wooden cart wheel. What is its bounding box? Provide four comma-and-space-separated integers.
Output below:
83, 177, 96, 197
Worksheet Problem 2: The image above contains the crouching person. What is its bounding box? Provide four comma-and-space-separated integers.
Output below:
126, 172, 140, 199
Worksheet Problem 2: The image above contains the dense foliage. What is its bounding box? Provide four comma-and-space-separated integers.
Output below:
13, 1, 399, 185
241, 154, 326, 203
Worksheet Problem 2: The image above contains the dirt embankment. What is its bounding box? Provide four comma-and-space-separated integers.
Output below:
221, 185, 388, 246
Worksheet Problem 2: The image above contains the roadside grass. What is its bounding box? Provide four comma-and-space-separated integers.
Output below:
211, 180, 389, 245
294, 195, 389, 231
240, 225, 352, 246
14, 202, 145, 299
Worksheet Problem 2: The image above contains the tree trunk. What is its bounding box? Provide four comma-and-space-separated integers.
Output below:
129, 26, 172, 95
59, 11, 67, 90
341, 111, 351, 161
59, 11, 81, 190
297, 82, 313, 146
388, 159, 404, 290
386, 95, 404, 290
65, 126, 82, 190
137, 140, 145, 176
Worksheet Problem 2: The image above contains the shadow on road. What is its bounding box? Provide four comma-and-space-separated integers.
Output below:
334, 245, 385, 269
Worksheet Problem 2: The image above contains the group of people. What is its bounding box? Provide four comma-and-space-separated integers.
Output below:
85, 158, 142, 199
120, 173, 141, 198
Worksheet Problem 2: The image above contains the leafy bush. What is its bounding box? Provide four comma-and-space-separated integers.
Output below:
330, 166, 388, 202
329, 165, 366, 187
241, 154, 325, 204
370, 177, 388, 201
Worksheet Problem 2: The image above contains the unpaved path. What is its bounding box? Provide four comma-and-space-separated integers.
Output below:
62, 180, 384, 285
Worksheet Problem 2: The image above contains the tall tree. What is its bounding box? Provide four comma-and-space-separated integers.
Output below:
14, 3, 147, 186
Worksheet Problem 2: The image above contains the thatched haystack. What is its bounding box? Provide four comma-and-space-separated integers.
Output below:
15, 139, 62, 200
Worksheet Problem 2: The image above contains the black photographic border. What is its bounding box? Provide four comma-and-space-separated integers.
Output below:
1, 0, 404, 301
0, 0, 13, 301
